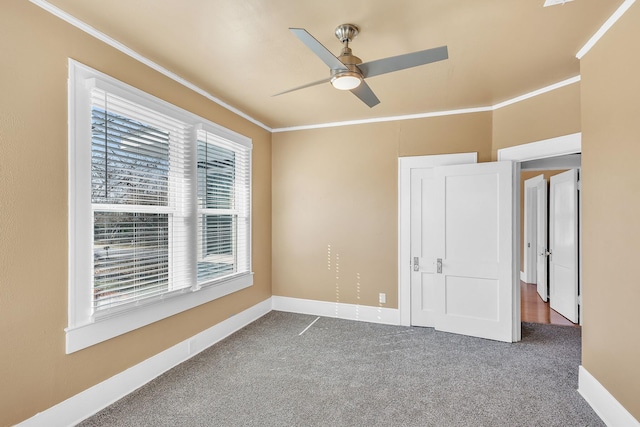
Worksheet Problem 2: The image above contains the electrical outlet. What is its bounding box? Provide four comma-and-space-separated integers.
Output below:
379, 293, 386, 304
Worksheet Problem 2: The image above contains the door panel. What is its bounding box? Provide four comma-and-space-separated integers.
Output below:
549, 169, 579, 323
434, 161, 514, 342
444, 173, 498, 263
409, 153, 477, 327
410, 168, 437, 326
445, 276, 499, 320
535, 177, 548, 301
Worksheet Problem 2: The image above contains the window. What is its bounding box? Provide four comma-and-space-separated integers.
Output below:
196, 130, 251, 285
68, 60, 252, 353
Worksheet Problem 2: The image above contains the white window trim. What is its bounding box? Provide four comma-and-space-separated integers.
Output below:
67, 60, 253, 354
195, 124, 252, 288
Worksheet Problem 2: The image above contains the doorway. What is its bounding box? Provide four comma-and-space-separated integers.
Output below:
498, 133, 582, 328
520, 160, 582, 325
398, 132, 582, 339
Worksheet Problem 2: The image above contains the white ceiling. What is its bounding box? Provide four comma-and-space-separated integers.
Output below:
44, 0, 622, 129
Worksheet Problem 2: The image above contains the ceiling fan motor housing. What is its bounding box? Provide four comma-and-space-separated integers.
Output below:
336, 47, 362, 70
331, 46, 363, 89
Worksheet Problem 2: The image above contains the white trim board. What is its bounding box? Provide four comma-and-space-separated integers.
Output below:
271, 106, 493, 133
16, 299, 272, 427
272, 296, 401, 326
491, 76, 580, 110
576, 0, 637, 59
273, 77, 580, 133
497, 133, 581, 162
579, 366, 640, 427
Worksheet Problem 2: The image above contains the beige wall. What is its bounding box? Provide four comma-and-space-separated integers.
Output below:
0, 2, 271, 425
2, 0, 639, 424
272, 113, 492, 308
580, 2, 640, 420
492, 83, 582, 160
271, 84, 579, 311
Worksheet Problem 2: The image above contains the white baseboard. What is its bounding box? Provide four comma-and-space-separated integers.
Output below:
17, 298, 272, 427
520, 271, 526, 282
578, 365, 639, 427
22, 301, 639, 427
272, 296, 401, 326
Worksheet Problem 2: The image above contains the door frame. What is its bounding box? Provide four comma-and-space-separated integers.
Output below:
397, 132, 581, 330
499, 132, 581, 329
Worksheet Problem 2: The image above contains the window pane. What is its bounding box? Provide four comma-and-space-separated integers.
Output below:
92, 107, 170, 206
197, 214, 236, 283
94, 212, 169, 310
197, 141, 235, 209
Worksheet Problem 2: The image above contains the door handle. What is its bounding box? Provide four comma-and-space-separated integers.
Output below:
413, 257, 419, 271
437, 258, 442, 274
539, 250, 552, 256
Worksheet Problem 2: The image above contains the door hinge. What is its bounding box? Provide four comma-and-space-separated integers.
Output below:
578, 295, 582, 305
577, 179, 582, 191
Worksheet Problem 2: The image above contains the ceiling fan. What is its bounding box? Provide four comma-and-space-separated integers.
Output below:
274, 24, 448, 108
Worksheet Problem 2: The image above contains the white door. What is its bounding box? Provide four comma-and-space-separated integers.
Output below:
535, 176, 548, 302
523, 176, 542, 284
549, 169, 579, 323
433, 161, 514, 342
409, 153, 477, 327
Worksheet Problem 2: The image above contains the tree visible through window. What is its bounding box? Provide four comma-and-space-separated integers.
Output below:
197, 138, 237, 282
67, 61, 252, 352
91, 107, 171, 309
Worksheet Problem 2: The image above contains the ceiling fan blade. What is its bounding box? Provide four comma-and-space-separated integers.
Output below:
350, 81, 380, 108
272, 77, 332, 96
358, 46, 448, 79
290, 28, 348, 71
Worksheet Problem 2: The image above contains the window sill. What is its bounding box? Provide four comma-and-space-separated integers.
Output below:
65, 272, 253, 353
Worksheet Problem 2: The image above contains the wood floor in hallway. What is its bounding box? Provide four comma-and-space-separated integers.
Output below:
520, 281, 577, 326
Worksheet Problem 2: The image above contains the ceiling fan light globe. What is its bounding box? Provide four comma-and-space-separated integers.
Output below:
331, 73, 362, 90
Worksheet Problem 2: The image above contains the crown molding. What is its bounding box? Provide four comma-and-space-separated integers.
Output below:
272, 77, 581, 133
29, 0, 272, 132
31, 0, 633, 134
271, 106, 493, 133
491, 76, 580, 110
576, 0, 636, 59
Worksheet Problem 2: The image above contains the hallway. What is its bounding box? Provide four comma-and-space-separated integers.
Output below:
521, 281, 577, 326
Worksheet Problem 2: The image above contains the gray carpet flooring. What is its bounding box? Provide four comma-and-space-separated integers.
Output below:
78, 311, 604, 426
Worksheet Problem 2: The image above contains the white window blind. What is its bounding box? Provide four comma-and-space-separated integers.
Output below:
90, 88, 191, 311
68, 61, 253, 353
196, 129, 251, 285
